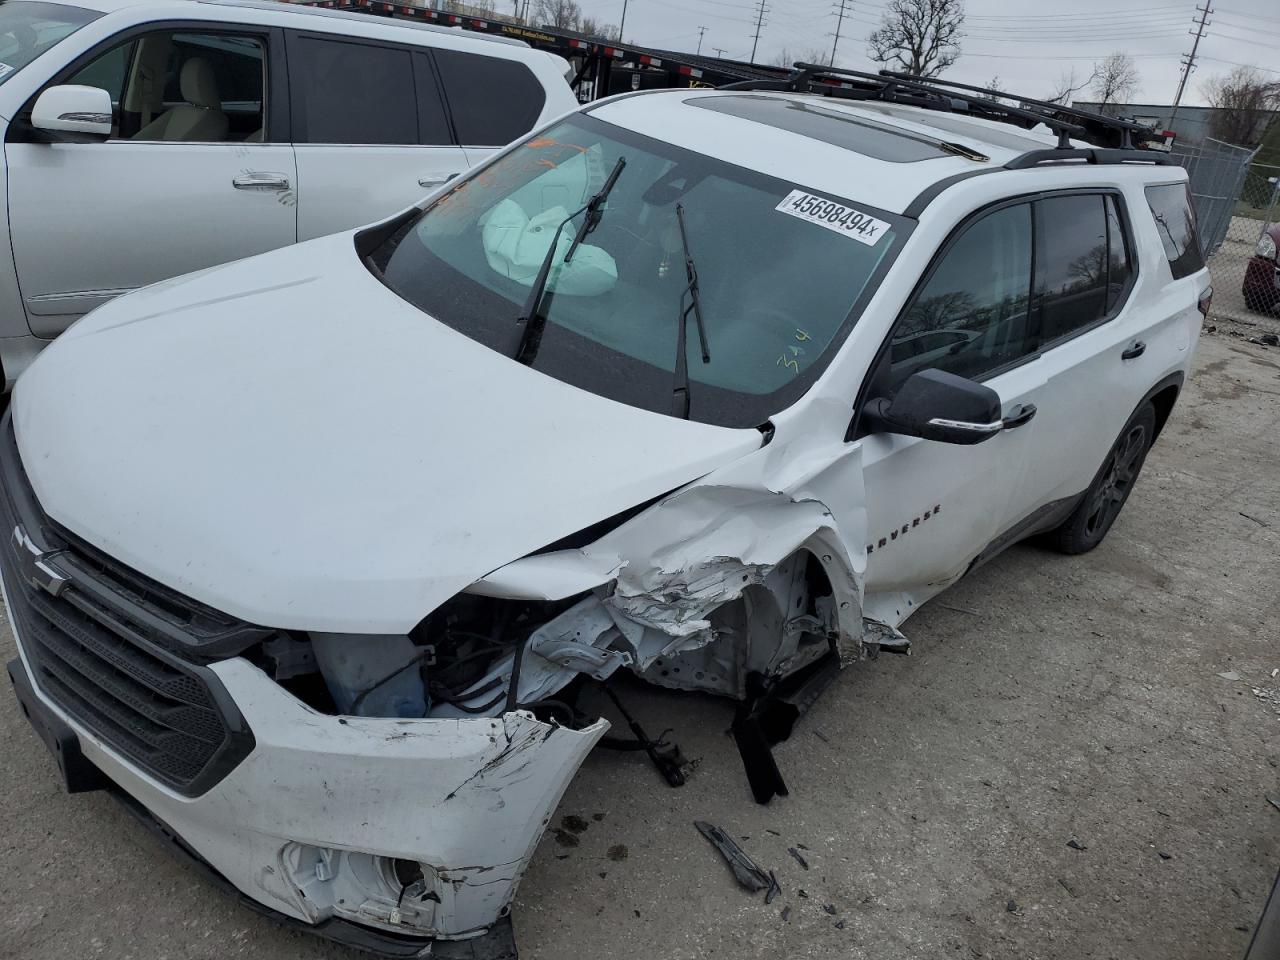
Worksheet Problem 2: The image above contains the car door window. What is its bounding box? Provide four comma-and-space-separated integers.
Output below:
66, 30, 266, 142
432, 48, 545, 146
1037, 194, 1109, 345
890, 202, 1033, 385
290, 36, 418, 145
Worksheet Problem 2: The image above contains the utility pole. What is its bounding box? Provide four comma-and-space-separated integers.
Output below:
829, 0, 849, 66
696, 24, 708, 55
749, 0, 768, 63
712, 46, 728, 58
1169, 3, 1212, 133
619, 0, 629, 43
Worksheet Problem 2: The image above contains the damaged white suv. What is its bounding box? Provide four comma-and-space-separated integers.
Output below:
3, 67, 1210, 956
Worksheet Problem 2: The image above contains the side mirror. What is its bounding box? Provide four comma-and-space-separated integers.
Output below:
30, 85, 112, 142
863, 368, 1005, 445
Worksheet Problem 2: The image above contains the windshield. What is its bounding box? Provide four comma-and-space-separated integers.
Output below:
371, 113, 910, 427
0, 1, 100, 86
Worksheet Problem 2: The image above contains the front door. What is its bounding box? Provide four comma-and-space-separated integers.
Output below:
858, 200, 1042, 624
4, 25, 296, 338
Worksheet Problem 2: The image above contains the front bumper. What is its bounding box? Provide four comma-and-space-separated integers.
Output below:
5, 634, 606, 951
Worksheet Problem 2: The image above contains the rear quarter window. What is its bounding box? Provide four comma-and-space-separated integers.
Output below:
1145, 182, 1204, 280
432, 49, 545, 146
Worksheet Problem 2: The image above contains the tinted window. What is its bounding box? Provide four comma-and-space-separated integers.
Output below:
292, 36, 416, 144
1105, 195, 1132, 312
1145, 182, 1204, 279
1037, 195, 1109, 344
891, 203, 1033, 385
413, 52, 452, 146
433, 49, 544, 145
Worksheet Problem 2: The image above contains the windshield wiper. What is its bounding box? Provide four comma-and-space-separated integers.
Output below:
671, 203, 712, 419
565, 156, 626, 264
513, 156, 627, 365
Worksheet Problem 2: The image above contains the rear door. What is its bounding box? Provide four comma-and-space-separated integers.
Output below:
4, 23, 296, 336
430, 48, 550, 168
286, 32, 468, 240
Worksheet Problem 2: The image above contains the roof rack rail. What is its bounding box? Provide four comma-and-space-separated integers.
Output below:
877, 71, 1158, 149
721, 64, 1164, 153
1005, 147, 1176, 169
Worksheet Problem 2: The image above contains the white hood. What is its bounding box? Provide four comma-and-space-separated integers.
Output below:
12, 233, 761, 633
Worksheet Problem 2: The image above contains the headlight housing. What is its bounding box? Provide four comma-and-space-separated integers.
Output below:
1259, 232, 1278, 261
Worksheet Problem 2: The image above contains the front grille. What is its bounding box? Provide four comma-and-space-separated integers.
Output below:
0, 416, 259, 796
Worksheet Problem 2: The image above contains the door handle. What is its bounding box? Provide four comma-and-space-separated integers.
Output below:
1121, 340, 1146, 360
1002, 403, 1037, 429
232, 172, 290, 191
418, 173, 459, 188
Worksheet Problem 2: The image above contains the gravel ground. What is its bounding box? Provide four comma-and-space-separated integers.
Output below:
2, 333, 1278, 960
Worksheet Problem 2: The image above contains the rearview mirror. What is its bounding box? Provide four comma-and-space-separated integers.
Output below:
31, 85, 112, 142
863, 368, 1003, 445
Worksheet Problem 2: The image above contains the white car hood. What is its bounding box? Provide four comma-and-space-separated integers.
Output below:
12, 233, 762, 633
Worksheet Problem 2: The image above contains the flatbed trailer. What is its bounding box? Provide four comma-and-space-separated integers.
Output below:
297, 0, 787, 99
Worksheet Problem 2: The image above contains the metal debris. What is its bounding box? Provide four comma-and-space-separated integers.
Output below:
694, 821, 770, 893
1266, 794, 1280, 813
1066, 837, 1088, 851
788, 847, 810, 870
823, 903, 838, 916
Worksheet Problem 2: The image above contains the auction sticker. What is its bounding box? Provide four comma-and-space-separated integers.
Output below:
775, 189, 889, 246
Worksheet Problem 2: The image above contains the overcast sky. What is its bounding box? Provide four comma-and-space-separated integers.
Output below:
562, 0, 1280, 107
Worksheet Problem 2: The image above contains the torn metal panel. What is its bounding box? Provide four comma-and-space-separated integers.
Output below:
455, 423, 872, 709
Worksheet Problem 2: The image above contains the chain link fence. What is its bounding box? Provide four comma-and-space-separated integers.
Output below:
1169, 139, 1280, 329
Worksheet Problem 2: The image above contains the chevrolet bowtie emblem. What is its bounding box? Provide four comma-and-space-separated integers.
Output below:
12, 525, 69, 598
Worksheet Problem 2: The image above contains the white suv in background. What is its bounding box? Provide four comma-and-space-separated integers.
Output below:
3, 68, 1211, 957
0, 0, 576, 387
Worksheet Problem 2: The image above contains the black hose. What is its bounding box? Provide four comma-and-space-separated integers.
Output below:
432, 675, 505, 704
444, 691, 507, 714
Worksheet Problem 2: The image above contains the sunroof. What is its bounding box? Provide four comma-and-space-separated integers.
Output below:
687, 94, 956, 163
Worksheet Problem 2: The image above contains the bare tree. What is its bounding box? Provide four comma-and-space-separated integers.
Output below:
1046, 66, 1096, 105
532, 0, 581, 30
1203, 66, 1280, 146
867, 0, 964, 78
578, 16, 621, 40
1091, 52, 1138, 112
772, 46, 829, 68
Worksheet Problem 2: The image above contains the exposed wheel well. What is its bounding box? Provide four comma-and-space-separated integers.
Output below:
1149, 383, 1180, 439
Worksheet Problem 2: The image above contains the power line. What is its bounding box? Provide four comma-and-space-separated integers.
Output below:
749, 0, 769, 62
829, 0, 849, 65
1169, 2, 1212, 130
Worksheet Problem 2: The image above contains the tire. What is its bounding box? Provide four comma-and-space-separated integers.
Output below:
1049, 402, 1157, 555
